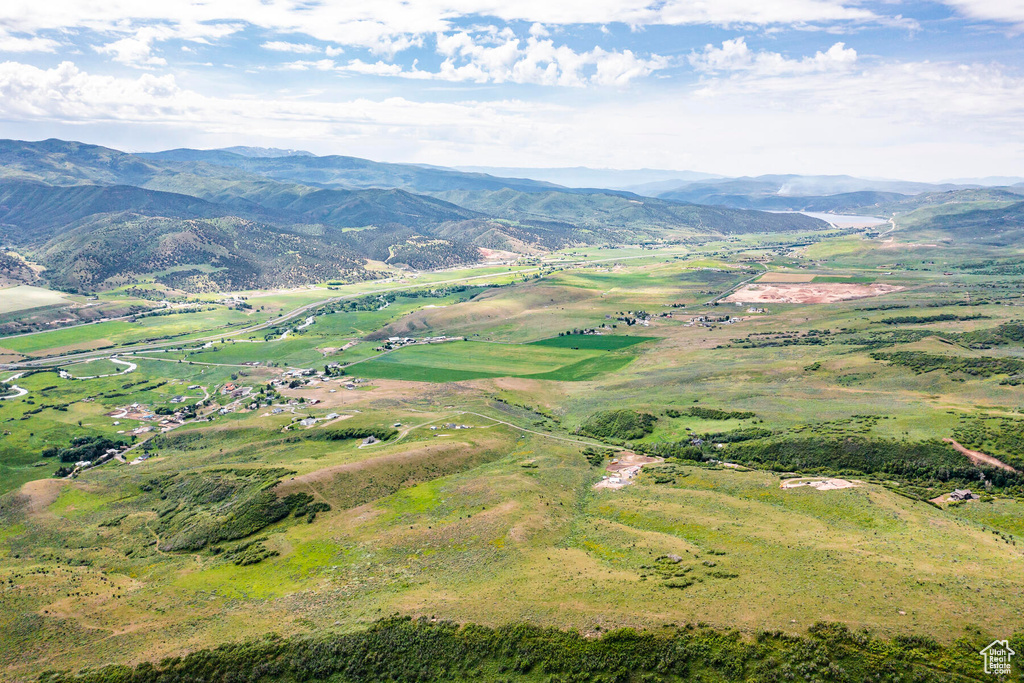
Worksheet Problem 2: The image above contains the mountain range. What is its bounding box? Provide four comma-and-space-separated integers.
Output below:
3, 138, 1019, 294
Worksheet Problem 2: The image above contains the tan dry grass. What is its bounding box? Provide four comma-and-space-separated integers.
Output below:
724, 283, 904, 304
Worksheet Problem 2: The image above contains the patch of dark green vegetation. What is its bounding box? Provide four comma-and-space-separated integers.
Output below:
577, 409, 657, 441
39, 616, 1017, 683
871, 351, 1024, 382
877, 313, 989, 325
581, 446, 614, 467
704, 428, 774, 443
135, 468, 315, 552
727, 322, 1024, 352
219, 538, 279, 566
41, 435, 127, 466
531, 334, 654, 350
307, 427, 399, 443
674, 407, 756, 421
289, 492, 332, 523
954, 416, 1024, 470
649, 462, 688, 484
639, 436, 1024, 491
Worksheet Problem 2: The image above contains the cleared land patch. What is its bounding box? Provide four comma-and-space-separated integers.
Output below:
724, 283, 903, 304
757, 272, 815, 283
780, 477, 859, 491
0, 285, 70, 314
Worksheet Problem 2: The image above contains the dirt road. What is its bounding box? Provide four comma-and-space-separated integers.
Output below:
943, 438, 1018, 473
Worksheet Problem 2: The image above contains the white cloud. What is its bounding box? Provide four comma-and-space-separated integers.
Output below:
92, 23, 239, 67
1, 57, 1022, 180
426, 32, 669, 86
95, 34, 167, 67
0, 28, 60, 53
690, 37, 857, 75
281, 59, 337, 71
261, 41, 320, 54
0, 0, 889, 65
940, 0, 1024, 28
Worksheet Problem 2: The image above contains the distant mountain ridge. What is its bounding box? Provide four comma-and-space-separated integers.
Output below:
0, 138, 846, 293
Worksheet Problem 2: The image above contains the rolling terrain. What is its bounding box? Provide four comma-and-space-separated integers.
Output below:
0, 139, 837, 296
2, 142, 1024, 682
2, 208, 1024, 680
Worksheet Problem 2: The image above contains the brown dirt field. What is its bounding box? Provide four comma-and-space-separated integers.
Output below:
0, 353, 24, 363
18, 478, 70, 514
280, 378, 443, 407
723, 283, 903, 304
605, 452, 660, 472
780, 478, 859, 491
943, 438, 1018, 472
758, 272, 816, 283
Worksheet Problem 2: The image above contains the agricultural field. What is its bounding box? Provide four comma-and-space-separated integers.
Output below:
2, 228, 1024, 682
0, 285, 70, 314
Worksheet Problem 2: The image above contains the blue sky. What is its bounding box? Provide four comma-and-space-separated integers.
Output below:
0, 0, 1022, 180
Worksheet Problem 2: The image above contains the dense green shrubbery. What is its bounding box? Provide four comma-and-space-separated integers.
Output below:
577, 409, 657, 440
954, 417, 1024, 470
139, 469, 324, 552
683, 407, 755, 421
877, 313, 988, 325
638, 435, 1023, 488
39, 616, 1015, 683
871, 351, 1024, 378
42, 435, 127, 463
705, 428, 774, 443
581, 446, 613, 467
308, 427, 398, 442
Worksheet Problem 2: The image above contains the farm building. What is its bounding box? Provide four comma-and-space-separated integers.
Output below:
950, 489, 974, 501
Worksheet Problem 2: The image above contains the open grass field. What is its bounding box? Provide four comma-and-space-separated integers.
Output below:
350, 340, 639, 382
0, 285, 71, 314
3, 230, 1024, 681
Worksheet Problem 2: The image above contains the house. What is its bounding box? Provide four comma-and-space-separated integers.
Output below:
299, 417, 317, 427
271, 408, 283, 414
325, 412, 340, 420
949, 489, 974, 501
362, 436, 379, 445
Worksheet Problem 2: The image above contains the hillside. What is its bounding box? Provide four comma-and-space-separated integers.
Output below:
898, 200, 1024, 246
34, 215, 369, 292
139, 148, 563, 193
436, 188, 830, 234
0, 138, 848, 292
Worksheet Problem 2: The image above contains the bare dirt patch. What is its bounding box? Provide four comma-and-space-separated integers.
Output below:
780, 477, 859, 491
943, 438, 1018, 473
758, 272, 816, 283
724, 283, 903, 304
594, 451, 662, 490
280, 378, 440, 408
18, 478, 71, 514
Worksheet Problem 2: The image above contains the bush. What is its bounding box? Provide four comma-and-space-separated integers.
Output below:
577, 410, 657, 440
